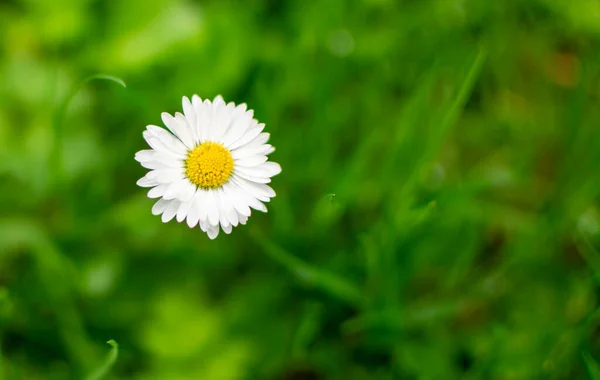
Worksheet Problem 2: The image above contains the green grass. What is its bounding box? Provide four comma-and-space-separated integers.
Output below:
1, 0, 600, 378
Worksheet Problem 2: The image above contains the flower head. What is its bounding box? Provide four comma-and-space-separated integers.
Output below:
135, 95, 281, 239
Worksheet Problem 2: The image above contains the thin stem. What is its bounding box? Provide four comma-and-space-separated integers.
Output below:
248, 227, 364, 307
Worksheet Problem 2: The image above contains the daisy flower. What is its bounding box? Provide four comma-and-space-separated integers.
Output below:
135, 95, 281, 239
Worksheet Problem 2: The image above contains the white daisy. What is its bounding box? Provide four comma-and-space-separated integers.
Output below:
135, 95, 281, 239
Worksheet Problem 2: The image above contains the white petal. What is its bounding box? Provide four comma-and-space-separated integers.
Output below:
231, 175, 275, 201
163, 179, 188, 200
236, 103, 247, 113
195, 189, 210, 223
161, 199, 181, 222
144, 135, 186, 159
146, 125, 188, 155
222, 182, 251, 217
136, 150, 182, 167
221, 109, 254, 148
161, 113, 195, 149
175, 113, 197, 147
163, 179, 195, 202
224, 102, 249, 138
220, 217, 230, 229
234, 170, 271, 184
246, 196, 267, 212
205, 189, 220, 226
236, 162, 281, 179
186, 190, 201, 228
179, 180, 196, 202
217, 208, 230, 229
212, 102, 236, 142
137, 176, 158, 188
260, 162, 282, 176
243, 133, 270, 152
228, 122, 264, 151
191, 95, 204, 140
152, 198, 172, 215
159, 155, 184, 168
238, 213, 248, 225
176, 196, 194, 223
197, 99, 213, 142
235, 155, 268, 167
235, 189, 267, 213
206, 98, 224, 141
221, 223, 233, 234
206, 224, 219, 239
139, 152, 183, 169
213, 95, 226, 107
227, 209, 240, 227
148, 184, 168, 198
147, 168, 185, 184
140, 160, 171, 170
231, 143, 273, 159
182, 96, 198, 142
215, 188, 236, 228
175, 112, 198, 148
247, 132, 270, 146
217, 188, 239, 225
135, 150, 155, 163
199, 219, 208, 232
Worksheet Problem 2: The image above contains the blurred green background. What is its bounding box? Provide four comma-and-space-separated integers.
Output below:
2, 0, 600, 379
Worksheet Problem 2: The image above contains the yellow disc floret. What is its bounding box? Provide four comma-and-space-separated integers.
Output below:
185, 142, 234, 188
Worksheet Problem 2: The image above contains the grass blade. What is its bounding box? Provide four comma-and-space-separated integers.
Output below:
85, 340, 119, 380
51, 74, 127, 186
248, 227, 364, 306
583, 352, 600, 380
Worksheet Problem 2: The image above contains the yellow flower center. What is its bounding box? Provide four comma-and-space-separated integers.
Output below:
185, 142, 234, 188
